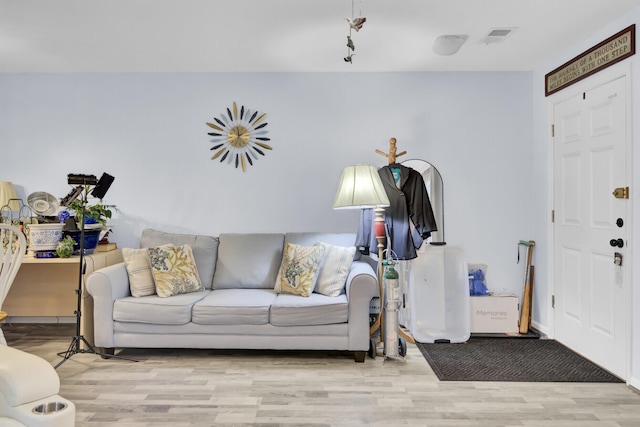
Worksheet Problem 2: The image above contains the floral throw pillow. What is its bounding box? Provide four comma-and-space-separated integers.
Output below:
148, 244, 203, 298
274, 242, 325, 297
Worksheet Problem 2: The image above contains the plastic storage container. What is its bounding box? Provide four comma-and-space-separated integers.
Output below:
406, 244, 470, 343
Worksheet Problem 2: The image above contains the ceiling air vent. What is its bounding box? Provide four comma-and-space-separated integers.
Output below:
482, 27, 517, 44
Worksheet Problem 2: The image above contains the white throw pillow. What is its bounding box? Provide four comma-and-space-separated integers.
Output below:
314, 242, 356, 297
122, 247, 161, 297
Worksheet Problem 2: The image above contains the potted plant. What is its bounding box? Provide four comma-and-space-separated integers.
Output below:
61, 186, 113, 254
67, 187, 112, 225
68, 199, 112, 225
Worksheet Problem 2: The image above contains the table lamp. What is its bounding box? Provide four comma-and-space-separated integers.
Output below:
333, 164, 390, 245
0, 182, 20, 210
0, 181, 20, 223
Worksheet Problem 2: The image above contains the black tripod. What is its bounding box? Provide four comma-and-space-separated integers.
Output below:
55, 180, 136, 369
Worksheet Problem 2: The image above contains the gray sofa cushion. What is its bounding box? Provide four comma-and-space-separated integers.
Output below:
213, 233, 284, 289
113, 290, 209, 325
140, 228, 219, 289
192, 289, 277, 325
270, 293, 349, 326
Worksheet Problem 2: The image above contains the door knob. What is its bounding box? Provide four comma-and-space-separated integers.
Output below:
610, 238, 624, 248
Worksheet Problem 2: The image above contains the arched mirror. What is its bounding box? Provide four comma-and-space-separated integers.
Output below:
401, 159, 445, 245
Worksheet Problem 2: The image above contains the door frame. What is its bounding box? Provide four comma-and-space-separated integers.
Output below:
547, 61, 632, 380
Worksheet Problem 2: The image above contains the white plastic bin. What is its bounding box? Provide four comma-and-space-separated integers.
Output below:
407, 244, 470, 343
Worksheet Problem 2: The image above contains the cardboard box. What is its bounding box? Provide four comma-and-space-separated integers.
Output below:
470, 294, 519, 333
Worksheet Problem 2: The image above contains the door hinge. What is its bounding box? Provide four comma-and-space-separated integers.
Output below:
551, 124, 555, 137
552, 295, 555, 308
551, 210, 555, 223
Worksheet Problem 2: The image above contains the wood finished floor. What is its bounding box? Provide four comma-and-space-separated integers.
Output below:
4, 324, 640, 427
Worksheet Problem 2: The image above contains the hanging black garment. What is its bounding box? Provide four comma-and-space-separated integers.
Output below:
355, 163, 437, 260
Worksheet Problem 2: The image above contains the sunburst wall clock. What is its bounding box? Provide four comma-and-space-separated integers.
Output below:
206, 102, 272, 172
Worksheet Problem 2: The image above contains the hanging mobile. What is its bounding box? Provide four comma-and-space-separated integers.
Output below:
344, 0, 365, 63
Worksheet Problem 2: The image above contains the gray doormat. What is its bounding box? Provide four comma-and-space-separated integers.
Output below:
417, 337, 623, 382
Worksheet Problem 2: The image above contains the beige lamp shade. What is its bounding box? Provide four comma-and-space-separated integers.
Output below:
0, 181, 20, 211
333, 165, 390, 209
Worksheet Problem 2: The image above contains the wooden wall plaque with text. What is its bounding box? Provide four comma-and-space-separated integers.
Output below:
545, 25, 635, 96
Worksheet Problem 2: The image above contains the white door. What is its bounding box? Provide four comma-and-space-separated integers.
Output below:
553, 76, 629, 379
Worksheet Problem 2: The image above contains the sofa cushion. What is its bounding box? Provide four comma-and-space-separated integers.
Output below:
213, 233, 284, 289
192, 289, 277, 325
314, 242, 356, 297
270, 293, 349, 326
140, 228, 219, 289
113, 290, 209, 325
274, 242, 325, 297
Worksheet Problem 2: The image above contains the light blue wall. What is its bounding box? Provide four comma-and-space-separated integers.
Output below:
1, 71, 533, 295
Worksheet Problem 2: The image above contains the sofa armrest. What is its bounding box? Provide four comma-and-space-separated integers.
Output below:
86, 262, 131, 348
345, 260, 379, 351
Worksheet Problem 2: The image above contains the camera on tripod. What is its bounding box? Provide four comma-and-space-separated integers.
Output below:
67, 174, 98, 185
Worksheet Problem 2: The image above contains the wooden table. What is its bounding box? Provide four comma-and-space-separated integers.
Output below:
3, 249, 123, 345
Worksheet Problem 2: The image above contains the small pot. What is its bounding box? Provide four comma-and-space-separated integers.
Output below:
63, 229, 102, 255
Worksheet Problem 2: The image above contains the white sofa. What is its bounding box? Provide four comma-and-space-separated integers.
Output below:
87, 230, 378, 362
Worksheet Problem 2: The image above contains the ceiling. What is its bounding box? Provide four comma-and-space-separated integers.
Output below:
2, 0, 640, 73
